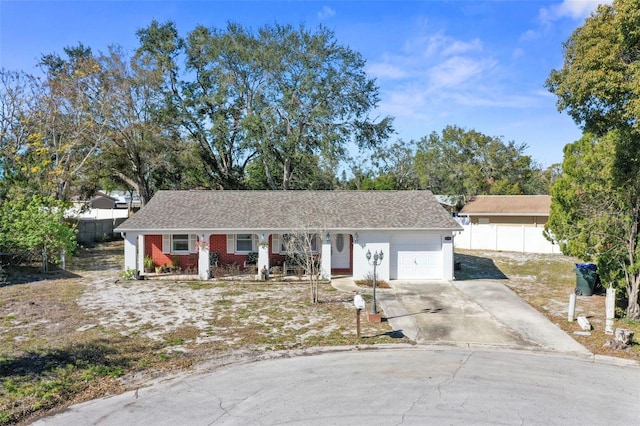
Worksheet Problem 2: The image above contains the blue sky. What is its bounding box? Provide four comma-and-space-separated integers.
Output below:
0, 0, 611, 167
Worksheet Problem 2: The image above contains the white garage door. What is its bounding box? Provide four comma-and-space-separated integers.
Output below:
392, 235, 442, 280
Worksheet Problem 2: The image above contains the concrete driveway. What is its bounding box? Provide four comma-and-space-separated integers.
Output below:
376, 280, 591, 355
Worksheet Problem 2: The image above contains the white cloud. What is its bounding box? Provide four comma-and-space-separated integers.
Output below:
380, 87, 429, 118
366, 63, 407, 79
539, 0, 613, 23
428, 56, 491, 90
519, 29, 539, 42
441, 38, 483, 56
317, 6, 335, 20
368, 24, 551, 129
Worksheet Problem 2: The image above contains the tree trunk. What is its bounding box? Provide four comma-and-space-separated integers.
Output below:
262, 156, 277, 190
282, 157, 291, 190
627, 275, 640, 320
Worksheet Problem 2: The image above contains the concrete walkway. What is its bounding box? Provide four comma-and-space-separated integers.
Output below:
332, 277, 591, 356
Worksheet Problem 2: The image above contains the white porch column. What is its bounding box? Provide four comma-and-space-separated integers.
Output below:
198, 233, 211, 280
257, 233, 270, 280
321, 232, 332, 280
123, 232, 138, 272
443, 233, 455, 281
137, 234, 145, 275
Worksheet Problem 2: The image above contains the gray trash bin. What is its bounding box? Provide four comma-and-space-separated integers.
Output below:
574, 263, 598, 296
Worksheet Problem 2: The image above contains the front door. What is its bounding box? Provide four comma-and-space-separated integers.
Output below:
331, 233, 350, 269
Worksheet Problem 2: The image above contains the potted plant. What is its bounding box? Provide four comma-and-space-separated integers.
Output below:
144, 255, 154, 273
155, 264, 163, 274
171, 256, 181, 273
246, 252, 258, 265
209, 252, 219, 267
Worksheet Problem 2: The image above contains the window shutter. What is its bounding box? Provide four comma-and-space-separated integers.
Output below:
226, 234, 235, 254
252, 234, 258, 252
162, 235, 171, 254
189, 234, 197, 253
272, 235, 279, 254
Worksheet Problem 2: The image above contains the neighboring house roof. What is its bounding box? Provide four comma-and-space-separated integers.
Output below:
115, 190, 463, 233
91, 192, 119, 209
459, 195, 551, 216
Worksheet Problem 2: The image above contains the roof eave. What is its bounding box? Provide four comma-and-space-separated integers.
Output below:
114, 226, 463, 233
458, 213, 549, 217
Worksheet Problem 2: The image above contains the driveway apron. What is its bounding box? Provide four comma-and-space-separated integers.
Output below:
377, 280, 591, 355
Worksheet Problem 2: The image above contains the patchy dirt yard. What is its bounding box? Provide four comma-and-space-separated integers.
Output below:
0, 242, 404, 425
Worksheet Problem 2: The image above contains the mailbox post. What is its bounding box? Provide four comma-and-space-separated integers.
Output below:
354, 294, 365, 338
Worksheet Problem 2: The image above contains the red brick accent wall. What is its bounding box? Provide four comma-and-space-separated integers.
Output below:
144, 233, 354, 273
209, 234, 250, 268
145, 235, 165, 267
144, 235, 198, 270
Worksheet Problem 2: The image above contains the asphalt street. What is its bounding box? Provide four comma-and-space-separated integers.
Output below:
33, 348, 640, 425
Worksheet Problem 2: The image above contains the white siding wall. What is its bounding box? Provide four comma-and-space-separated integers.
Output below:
455, 223, 561, 254
123, 232, 138, 272
352, 233, 390, 281
353, 231, 456, 281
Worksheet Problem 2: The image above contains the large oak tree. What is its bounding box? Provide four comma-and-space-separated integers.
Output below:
136, 21, 393, 190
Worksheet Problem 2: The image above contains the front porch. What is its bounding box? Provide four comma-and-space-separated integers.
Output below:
124, 232, 355, 281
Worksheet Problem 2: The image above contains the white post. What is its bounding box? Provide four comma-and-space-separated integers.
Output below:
605, 286, 616, 335
321, 232, 331, 280
198, 234, 210, 280
568, 293, 576, 322
442, 235, 455, 281
137, 234, 145, 275
257, 233, 270, 280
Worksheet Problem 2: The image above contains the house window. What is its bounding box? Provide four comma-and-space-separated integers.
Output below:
226, 234, 257, 254
173, 234, 189, 252
236, 234, 253, 252
162, 234, 196, 254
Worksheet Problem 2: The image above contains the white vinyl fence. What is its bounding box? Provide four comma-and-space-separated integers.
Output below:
455, 222, 561, 254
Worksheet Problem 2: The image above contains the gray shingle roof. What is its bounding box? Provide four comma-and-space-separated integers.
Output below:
115, 190, 462, 232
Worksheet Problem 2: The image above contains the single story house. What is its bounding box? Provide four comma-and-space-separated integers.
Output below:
455, 195, 560, 254
114, 190, 463, 281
